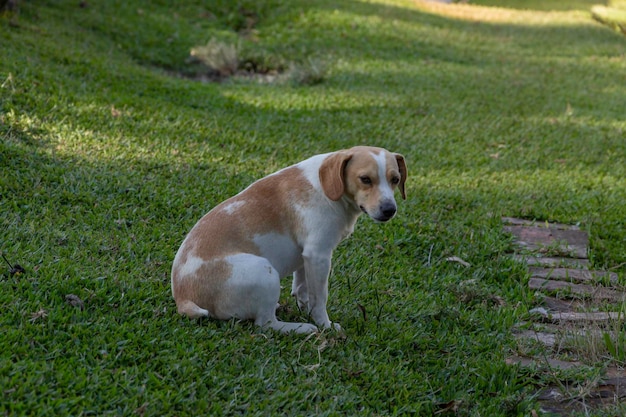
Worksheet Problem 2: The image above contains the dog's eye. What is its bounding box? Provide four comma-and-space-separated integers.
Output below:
360, 176, 372, 185
391, 176, 400, 185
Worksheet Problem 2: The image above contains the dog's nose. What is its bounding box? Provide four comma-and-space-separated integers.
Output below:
380, 202, 397, 219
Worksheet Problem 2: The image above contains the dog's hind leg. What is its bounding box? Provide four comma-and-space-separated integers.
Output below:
225, 254, 317, 334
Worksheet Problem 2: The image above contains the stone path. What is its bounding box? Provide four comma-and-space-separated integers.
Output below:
503, 217, 625, 415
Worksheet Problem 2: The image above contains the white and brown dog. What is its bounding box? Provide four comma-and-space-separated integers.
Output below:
171, 146, 407, 334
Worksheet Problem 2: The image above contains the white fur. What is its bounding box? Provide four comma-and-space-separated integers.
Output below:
222, 200, 246, 215
372, 151, 395, 202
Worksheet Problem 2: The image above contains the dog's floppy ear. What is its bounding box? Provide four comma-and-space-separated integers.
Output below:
395, 153, 407, 200
319, 151, 353, 201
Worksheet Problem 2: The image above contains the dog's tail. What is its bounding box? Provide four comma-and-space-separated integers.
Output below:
176, 299, 209, 319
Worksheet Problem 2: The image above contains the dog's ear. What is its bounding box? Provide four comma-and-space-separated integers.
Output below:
395, 153, 407, 200
319, 151, 352, 201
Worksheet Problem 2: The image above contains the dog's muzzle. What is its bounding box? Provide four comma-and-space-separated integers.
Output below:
361, 201, 397, 222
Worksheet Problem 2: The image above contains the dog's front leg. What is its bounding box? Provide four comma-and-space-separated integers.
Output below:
302, 252, 340, 330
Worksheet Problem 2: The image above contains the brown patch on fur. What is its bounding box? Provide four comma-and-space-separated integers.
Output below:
393, 153, 407, 199
319, 151, 352, 201
172, 166, 316, 315
185, 166, 313, 262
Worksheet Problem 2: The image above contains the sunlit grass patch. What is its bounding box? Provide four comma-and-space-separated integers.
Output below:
592, 4, 626, 34
412, 0, 593, 24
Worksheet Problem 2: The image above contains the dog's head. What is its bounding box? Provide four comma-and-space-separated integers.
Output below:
319, 146, 407, 222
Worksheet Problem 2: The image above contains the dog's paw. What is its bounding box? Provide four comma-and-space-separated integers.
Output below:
319, 321, 342, 332
299, 323, 319, 334
266, 320, 317, 334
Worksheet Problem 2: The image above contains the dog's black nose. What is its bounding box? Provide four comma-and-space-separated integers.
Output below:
380, 202, 397, 219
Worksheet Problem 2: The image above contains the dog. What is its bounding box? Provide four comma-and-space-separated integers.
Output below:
171, 146, 407, 333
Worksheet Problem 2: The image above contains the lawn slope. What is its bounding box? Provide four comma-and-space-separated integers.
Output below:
1, 0, 625, 415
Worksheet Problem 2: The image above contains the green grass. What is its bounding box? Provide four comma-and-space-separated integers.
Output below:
2, 0, 626, 415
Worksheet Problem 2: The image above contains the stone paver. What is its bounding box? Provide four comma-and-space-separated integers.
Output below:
502, 217, 625, 415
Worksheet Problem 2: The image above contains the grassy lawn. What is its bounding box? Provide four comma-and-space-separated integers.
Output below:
1, 0, 625, 415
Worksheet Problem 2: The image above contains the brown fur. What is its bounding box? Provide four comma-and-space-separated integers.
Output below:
181, 166, 313, 262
